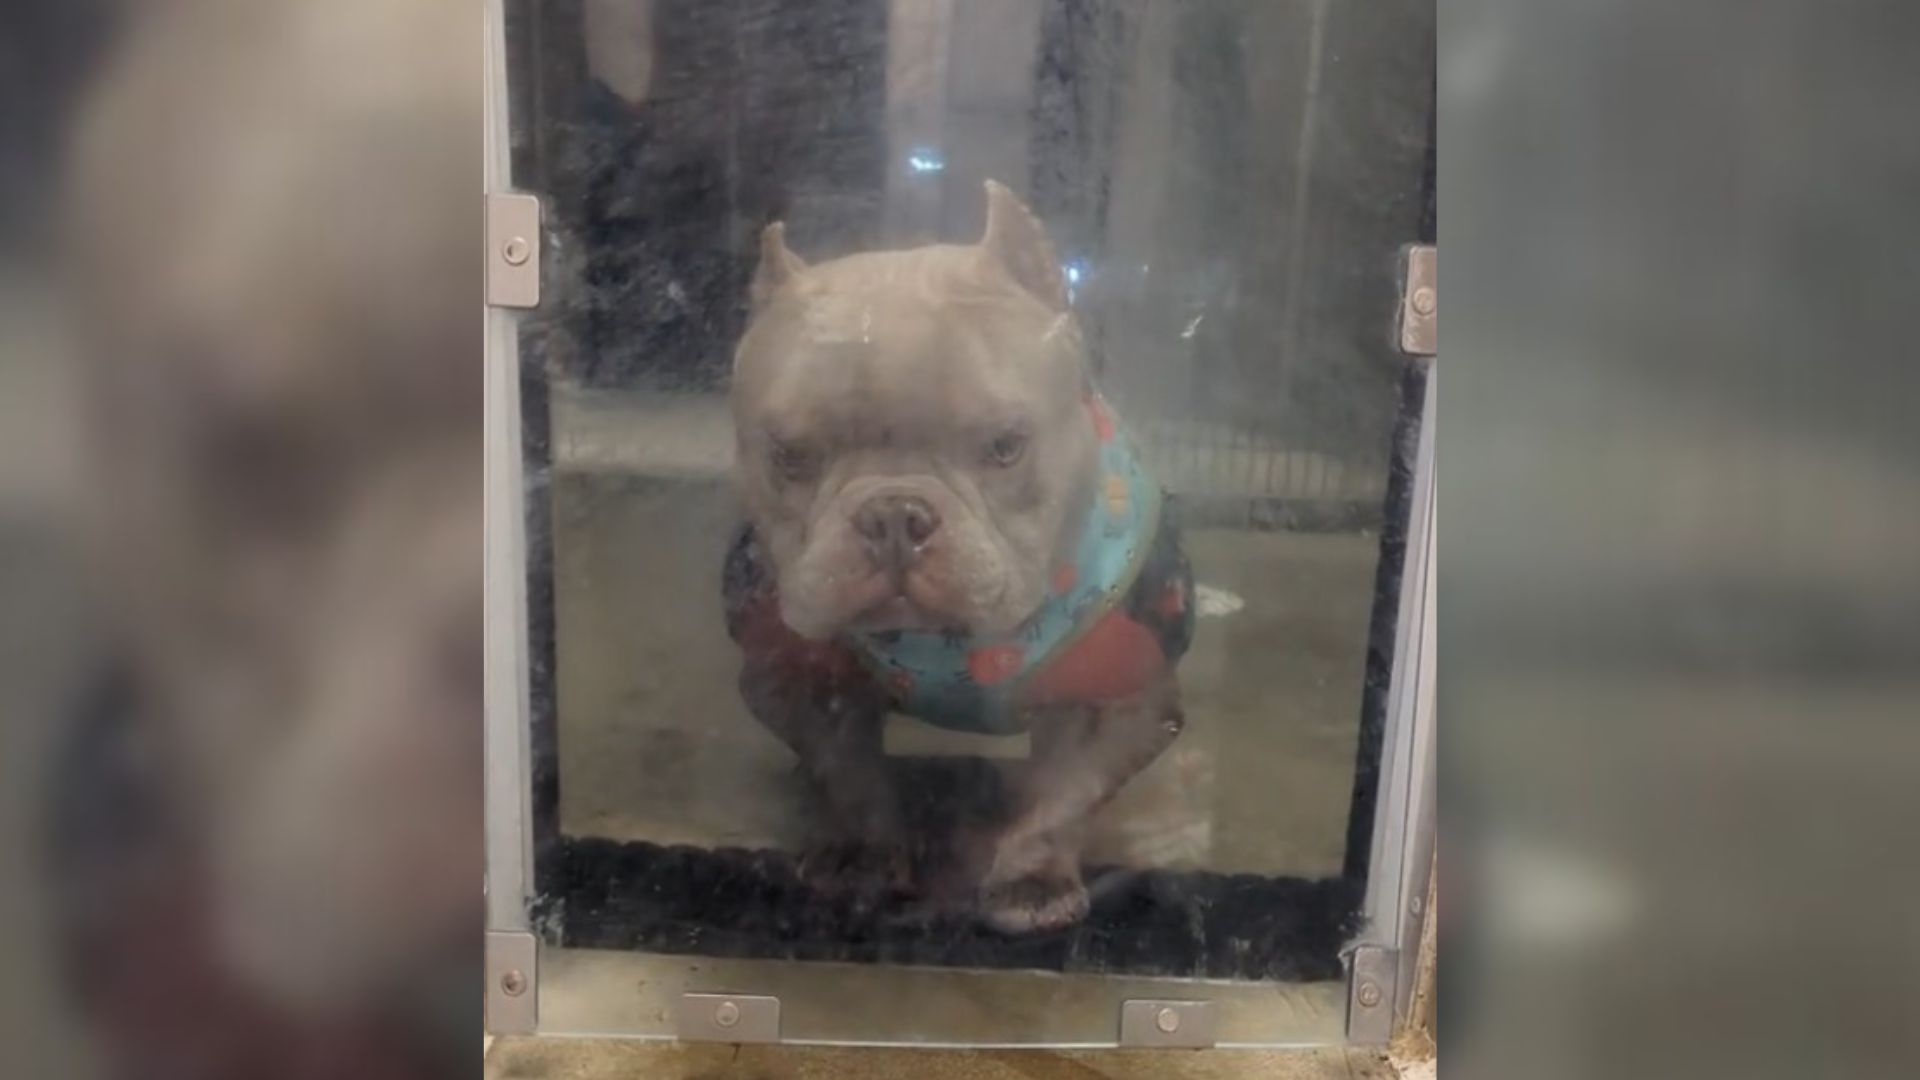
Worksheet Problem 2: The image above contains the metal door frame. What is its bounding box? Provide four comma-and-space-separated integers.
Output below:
482, 0, 1435, 1044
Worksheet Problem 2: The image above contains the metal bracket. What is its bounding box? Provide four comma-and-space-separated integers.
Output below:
1398, 244, 1436, 356
485, 930, 538, 1036
1346, 945, 1399, 1045
676, 993, 781, 1044
486, 193, 542, 309
1119, 999, 1216, 1048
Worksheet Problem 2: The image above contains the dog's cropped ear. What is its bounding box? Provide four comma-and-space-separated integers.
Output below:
751, 222, 808, 310
979, 180, 1067, 312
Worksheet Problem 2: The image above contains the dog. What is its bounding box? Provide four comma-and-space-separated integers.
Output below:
725, 180, 1194, 933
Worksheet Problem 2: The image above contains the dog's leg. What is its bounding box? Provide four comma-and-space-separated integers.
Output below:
975, 677, 1186, 933
738, 665, 914, 900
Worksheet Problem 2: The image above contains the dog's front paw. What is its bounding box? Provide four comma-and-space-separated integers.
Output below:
973, 828, 1089, 934
979, 825, 1056, 886
796, 838, 916, 905
979, 868, 1090, 935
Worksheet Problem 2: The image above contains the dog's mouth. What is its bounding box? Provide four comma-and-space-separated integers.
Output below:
840, 565, 1017, 637
850, 590, 955, 633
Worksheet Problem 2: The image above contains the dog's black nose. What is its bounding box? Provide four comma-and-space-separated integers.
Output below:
853, 494, 941, 568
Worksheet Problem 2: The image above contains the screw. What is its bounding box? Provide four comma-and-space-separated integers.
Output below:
714, 1000, 741, 1028
1410, 894, 1424, 916
500, 970, 527, 998
502, 237, 532, 267
1357, 981, 1382, 1009
1155, 1007, 1181, 1034
1410, 286, 1436, 317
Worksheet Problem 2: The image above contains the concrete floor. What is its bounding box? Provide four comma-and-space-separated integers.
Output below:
534, 948, 1347, 1044
485, 1038, 1398, 1080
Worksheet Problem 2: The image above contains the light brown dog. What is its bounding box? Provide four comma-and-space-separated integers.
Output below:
728, 181, 1192, 932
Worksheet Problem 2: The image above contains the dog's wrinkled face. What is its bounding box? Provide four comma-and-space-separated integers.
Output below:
733, 182, 1099, 640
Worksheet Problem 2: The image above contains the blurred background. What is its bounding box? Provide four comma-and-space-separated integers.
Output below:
1, 3, 129, 1075
0, 1, 478, 1078
1443, 1, 1920, 1077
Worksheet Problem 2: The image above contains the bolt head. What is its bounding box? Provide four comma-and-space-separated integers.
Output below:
714, 1000, 741, 1028
502, 237, 531, 266
500, 970, 527, 997
1357, 981, 1382, 1009
1155, 1007, 1181, 1034
1410, 286, 1436, 316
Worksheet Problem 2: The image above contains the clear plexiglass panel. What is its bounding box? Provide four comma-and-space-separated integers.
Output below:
497, 0, 1432, 1045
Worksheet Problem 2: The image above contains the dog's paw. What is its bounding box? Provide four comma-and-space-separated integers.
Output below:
978, 869, 1091, 935
796, 839, 915, 904
972, 828, 1089, 934
979, 826, 1057, 886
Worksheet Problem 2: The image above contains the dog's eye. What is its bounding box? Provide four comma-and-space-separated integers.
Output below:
771, 441, 820, 484
986, 430, 1028, 467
